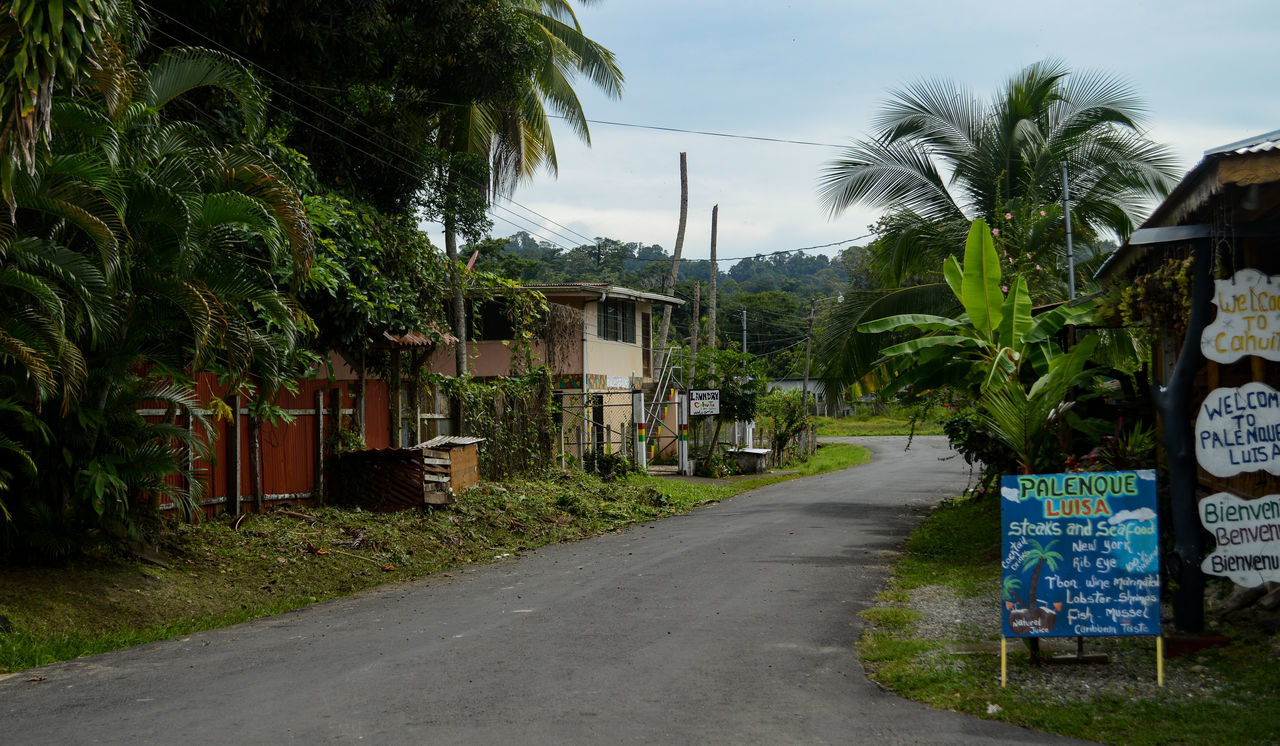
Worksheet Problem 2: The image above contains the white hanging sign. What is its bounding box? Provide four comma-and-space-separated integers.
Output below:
1199, 492, 1280, 587
689, 389, 720, 415
1201, 268, 1280, 363
1194, 382, 1280, 477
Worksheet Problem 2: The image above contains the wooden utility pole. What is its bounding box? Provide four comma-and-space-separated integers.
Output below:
689, 279, 701, 358
657, 153, 688, 354
802, 299, 815, 414
708, 205, 718, 351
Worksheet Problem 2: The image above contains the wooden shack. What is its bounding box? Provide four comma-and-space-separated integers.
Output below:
1097, 128, 1280, 632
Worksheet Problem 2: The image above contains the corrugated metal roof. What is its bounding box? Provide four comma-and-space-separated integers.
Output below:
1203, 128, 1280, 157
415, 435, 486, 448
522, 283, 684, 307
378, 327, 457, 348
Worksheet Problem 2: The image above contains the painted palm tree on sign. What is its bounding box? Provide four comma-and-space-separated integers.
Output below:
1020, 538, 1064, 630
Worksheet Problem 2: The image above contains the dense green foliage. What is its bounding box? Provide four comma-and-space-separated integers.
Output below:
815, 60, 1175, 397
0, 1, 622, 561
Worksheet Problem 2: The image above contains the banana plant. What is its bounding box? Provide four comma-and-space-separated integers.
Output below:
858, 218, 1095, 395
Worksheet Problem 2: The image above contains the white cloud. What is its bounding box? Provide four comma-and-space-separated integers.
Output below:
1109, 508, 1157, 525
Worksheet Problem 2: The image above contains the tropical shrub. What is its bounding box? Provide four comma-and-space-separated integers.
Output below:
862, 219, 1101, 476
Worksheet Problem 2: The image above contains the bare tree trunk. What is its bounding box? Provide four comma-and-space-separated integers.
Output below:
688, 278, 701, 386
445, 218, 468, 435
703, 416, 724, 475
249, 414, 263, 513
657, 152, 688, 354
445, 217, 468, 377
708, 204, 718, 351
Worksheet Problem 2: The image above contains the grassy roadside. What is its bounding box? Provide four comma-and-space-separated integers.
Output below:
814, 408, 946, 437
860, 492, 1279, 745
0, 442, 868, 675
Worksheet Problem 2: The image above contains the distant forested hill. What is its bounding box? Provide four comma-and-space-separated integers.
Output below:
466, 232, 865, 378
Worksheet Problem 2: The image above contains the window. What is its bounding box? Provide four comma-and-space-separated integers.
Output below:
467, 299, 516, 341
596, 298, 636, 343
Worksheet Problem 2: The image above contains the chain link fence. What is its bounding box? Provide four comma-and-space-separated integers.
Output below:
557, 391, 637, 470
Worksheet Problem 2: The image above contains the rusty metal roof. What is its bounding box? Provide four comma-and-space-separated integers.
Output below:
377, 327, 458, 348
416, 435, 486, 448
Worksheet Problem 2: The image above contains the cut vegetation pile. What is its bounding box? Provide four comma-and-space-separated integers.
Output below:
0, 443, 868, 675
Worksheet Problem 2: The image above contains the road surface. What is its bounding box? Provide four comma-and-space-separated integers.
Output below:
2, 436, 1087, 744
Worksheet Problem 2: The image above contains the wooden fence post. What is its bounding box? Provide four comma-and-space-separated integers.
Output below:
226, 393, 241, 517
185, 408, 195, 517
314, 389, 325, 505
389, 348, 402, 447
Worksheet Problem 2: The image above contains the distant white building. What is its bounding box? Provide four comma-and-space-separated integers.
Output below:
767, 378, 837, 416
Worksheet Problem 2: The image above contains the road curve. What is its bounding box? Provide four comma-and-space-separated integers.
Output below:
2, 436, 1087, 744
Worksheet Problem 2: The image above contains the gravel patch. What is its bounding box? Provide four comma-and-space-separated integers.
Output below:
873, 582, 1228, 703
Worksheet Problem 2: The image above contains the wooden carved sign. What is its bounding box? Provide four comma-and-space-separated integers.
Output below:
1199, 492, 1280, 587
1195, 382, 1280, 478
1200, 268, 1280, 363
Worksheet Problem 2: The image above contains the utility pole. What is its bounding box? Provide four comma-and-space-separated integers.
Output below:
708, 205, 718, 351
1061, 160, 1076, 300
688, 278, 701, 390
802, 299, 815, 414
741, 309, 747, 353
657, 153, 688, 355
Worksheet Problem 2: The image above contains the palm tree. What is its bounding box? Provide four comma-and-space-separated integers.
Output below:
815, 60, 1177, 394
1, 35, 312, 552
436, 0, 623, 374
820, 59, 1175, 286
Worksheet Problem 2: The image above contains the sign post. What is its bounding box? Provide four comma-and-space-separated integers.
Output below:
1000, 470, 1162, 685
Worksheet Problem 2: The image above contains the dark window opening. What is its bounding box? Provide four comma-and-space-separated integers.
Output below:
596, 299, 636, 343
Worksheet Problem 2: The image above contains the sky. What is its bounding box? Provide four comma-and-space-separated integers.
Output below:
423, 0, 1280, 266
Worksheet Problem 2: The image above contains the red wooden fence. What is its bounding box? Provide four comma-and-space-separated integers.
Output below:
147, 373, 390, 515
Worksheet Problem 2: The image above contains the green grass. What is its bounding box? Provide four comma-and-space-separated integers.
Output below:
813, 407, 946, 437
727, 442, 871, 491
0, 444, 869, 674
858, 492, 1280, 745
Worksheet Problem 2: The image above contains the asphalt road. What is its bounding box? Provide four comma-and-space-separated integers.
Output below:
2, 436, 1088, 744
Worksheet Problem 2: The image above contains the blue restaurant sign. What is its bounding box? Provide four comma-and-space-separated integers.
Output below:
1000, 470, 1161, 638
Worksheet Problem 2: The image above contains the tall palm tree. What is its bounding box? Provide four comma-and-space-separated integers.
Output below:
820, 59, 1175, 286
437, 0, 623, 375
814, 60, 1177, 395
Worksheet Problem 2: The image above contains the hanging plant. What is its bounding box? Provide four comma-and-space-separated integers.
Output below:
1117, 257, 1194, 338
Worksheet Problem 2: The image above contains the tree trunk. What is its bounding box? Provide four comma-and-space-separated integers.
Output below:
657, 152, 688, 355
702, 416, 724, 475
445, 216, 468, 377
249, 414, 263, 513
1153, 239, 1213, 633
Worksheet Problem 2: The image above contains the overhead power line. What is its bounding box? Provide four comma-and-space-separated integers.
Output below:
149, 10, 867, 260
